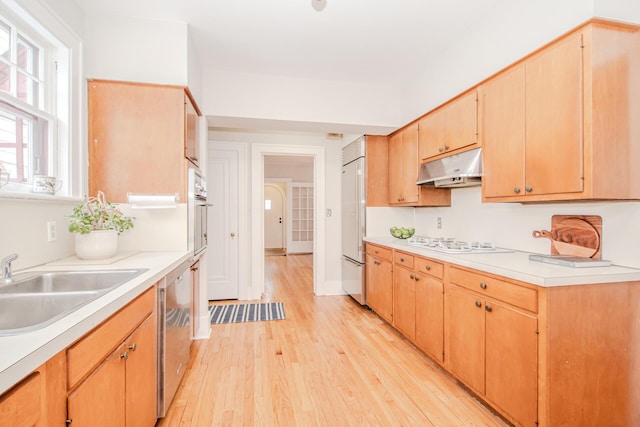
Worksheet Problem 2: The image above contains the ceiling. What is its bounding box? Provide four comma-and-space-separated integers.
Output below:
72, 0, 504, 86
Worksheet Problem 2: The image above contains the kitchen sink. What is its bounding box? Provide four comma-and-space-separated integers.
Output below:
0, 269, 148, 335
0, 269, 147, 294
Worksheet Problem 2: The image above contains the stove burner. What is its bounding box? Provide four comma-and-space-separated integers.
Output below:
407, 236, 502, 254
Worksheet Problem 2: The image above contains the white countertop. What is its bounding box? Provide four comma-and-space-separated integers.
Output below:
0, 250, 192, 394
365, 236, 640, 287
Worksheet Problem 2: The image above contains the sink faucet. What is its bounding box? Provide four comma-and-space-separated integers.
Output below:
1, 253, 18, 283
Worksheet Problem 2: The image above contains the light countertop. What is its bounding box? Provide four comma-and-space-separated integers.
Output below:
365, 236, 640, 287
0, 250, 192, 394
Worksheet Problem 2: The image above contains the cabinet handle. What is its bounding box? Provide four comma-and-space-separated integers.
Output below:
409, 274, 415, 280
438, 147, 444, 153
128, 343, 137, 352
480, 282, 487, 289
485, 305, 493, 312
444, 145, 450, 151
400, 257, 405, 262
475, 301, 482, 308
120, 350, 129, 360
414, 276, 419, 282
513, 187, 521, 194
424, 265, 431, 271
525, 186, 533, 193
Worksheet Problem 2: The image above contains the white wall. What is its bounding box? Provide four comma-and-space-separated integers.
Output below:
264, 162, 313, 182
202, 69, 403, 130
367, 187, 640, 269
83, 13, 189, 86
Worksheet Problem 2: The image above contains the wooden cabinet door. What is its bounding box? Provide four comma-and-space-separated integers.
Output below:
387, 132, 404, 204
68, 345, 126, 427
418, 108, 445, 160
415, 273, 444, 362
365, 135, 389, 207
446, 284, 485, 394
365, 254, 393, 324
185, 94, 199, 167
444, 90, 477, 153
88, 80, 187, 202
125, 314, 157, 427
400, 123, 419, 204
525, 32, 584, 196
392, 266, 416, 341
481, 65, 526, 199
485, 300, 538, 427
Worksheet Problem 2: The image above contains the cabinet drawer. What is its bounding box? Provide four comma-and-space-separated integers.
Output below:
414, 256, 444, 280
394, 251, 414, 269
366, 244, 392, 262
67, 286, 156, 389
449, 267, 537, 312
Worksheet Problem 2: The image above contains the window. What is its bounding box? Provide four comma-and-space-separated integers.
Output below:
0, 1, 71, 196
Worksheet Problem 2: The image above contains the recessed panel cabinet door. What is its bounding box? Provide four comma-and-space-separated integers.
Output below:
446, 284, 485, 394
415, 273, 443, 362
400, 123, 419, 204
67, 346, 126, 427
365, 254, 393, 323
481, 65, 526, 198
125, 314, 157, 427
393, 266, 416, 341
485, 301, 538, 427
525, 32, 584, 196
387, 132, 404, 204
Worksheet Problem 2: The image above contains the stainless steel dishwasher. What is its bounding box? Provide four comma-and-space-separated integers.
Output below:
157, 259, 192, 418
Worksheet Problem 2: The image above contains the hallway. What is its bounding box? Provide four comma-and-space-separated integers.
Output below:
158, 254, 507, 426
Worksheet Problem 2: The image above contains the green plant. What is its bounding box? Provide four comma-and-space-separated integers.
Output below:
68, 191, 134, 235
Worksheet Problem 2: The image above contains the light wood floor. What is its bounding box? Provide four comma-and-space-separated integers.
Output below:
157, 254, 509, 426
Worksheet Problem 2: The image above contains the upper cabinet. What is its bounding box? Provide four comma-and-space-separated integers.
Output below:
184, 94, 201, 168
88, 80, 201, 203
481, 20, 640, 202
388, 124, 451, 207
365, 135, 390, 207
418, 89, 478, 162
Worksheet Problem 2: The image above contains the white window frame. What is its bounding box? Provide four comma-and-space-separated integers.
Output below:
0, 0, 81, 200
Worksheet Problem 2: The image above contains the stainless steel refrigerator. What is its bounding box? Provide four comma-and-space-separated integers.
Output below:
341, 136, 366, 305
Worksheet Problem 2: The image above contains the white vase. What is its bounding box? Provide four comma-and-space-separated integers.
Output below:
75, 229, 119, 260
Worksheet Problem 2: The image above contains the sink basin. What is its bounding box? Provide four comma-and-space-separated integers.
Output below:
0, 291, 102, 335
0, 268, 148, 335
0, 269, 148, 294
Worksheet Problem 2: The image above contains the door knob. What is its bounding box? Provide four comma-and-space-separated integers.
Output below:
230, 232, 236, 237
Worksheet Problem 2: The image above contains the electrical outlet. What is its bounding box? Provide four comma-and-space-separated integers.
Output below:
437, 217, 442, 229
47, 221, 57, 242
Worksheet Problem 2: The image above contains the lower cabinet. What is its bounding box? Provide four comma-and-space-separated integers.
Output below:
365, 244, 393, 323
446, 269, 538, 427
392, 252, 416, 340
66, 286, 158, 427
0, 351, 66, 426
414, 257, 444, 363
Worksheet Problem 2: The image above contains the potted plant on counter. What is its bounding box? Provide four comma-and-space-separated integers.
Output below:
68, 191, 134, 260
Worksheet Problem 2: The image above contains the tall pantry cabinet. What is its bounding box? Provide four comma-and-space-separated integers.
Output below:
88, 80, 201, 202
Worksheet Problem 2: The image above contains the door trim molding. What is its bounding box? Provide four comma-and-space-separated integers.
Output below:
251, 144, 325, 298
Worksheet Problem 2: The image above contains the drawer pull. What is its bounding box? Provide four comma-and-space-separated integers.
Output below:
475, 301, 482, 308
424, 265, 431, 271
480, 282, 487, 289
485, 305, 493, 312
400, 257, 405, 262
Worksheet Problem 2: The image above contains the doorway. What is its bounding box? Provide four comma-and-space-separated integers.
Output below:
251, 144, 326, 300
264, 183, 286, 255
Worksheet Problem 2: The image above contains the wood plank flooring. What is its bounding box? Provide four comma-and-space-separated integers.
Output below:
157, 254, 509, 426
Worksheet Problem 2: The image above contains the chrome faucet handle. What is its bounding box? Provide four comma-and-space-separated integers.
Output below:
1, 253, 18, 282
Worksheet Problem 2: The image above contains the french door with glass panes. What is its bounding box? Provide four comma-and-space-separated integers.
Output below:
286, 182, 313, 253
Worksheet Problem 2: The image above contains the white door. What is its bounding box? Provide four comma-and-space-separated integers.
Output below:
286, 182, 314, 254
207, 148, 239, 300
264, 184, 284, 249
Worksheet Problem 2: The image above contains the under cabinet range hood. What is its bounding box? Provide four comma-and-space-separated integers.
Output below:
417, 147, 482, 188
